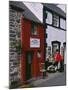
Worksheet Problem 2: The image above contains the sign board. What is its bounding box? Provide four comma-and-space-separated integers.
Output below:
30, 38, 40, 48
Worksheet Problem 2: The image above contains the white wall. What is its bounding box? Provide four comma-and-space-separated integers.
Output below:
46, 25, 66, 47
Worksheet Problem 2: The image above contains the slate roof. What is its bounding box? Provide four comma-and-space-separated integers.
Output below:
9, 1, 66, 23
9, 1, 42, 24
43, 3, 66, 19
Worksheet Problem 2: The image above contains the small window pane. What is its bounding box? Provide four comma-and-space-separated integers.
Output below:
60, 18, 66, 30
31, 23, 37, 35
46, 11, 52, 24
53, 14, 59, 27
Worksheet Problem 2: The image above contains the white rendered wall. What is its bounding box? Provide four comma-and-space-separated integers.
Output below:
46, 11, 66, 47
46, 26, 66, 64
46, 11, 66, 58
46, 25, 66, 47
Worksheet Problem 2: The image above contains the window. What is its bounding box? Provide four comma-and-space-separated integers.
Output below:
31, 23, 37, 35
46, 11, 52, 24
60, 18, 66, 30
53, 14, 59, 27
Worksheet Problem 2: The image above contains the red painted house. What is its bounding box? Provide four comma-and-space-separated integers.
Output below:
21, 18, 45, 81
19, 2, 45, 82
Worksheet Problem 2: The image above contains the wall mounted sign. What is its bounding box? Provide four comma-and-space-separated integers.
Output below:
30, 38, 40, 48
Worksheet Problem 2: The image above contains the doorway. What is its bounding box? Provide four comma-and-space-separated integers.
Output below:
52, 41, 61, 56
26, 51, 34, 80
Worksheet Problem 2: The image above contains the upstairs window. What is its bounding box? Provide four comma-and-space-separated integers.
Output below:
53, 14, 59, 27
46, 11, 52, 24
31, 23, 37, 35
60, 18, 66, 30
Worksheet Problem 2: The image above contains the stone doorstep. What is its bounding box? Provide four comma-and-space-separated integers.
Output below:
20, 84, 31, 88
19, 81, 34, 88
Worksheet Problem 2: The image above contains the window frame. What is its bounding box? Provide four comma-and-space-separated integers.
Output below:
52, 13, 59, 27
46, 10, 53, 25
60, 18, 66, 30
30, 22, 38, 36
44, 8, 66, 31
